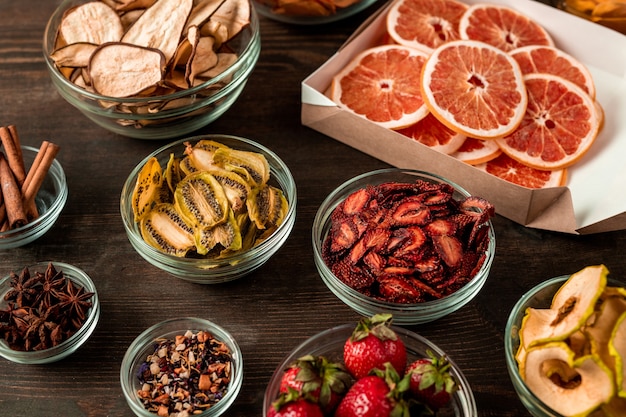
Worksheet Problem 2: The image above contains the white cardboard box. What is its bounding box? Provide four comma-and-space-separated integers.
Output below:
302, 0, 626, 234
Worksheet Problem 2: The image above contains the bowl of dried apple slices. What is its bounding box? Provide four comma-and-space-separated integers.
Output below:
43, 0, 261, 140
120, 134, 296, 283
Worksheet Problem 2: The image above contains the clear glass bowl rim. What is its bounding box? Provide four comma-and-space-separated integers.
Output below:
262, 323, 478, 416
311, 168, 496, 321
119, 316, 243, 417
0, 261, 100, 364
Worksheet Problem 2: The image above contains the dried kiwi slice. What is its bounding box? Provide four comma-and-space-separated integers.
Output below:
132, 156, 163, 222
140, 203, 196, 257
196, 209, 242, 255
206, 169, 251, 213
174, 171, 229, 228
246, 184, 288, 229
213, 147, 270, 187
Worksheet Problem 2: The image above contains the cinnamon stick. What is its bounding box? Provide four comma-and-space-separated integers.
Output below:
0, 125, 26, 186
23, 142, 60, 214
0, 152, 27, 229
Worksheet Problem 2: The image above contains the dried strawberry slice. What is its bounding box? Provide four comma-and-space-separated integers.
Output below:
378, 275, 423, 303
391, 198, 431, 226
432, 235, 463, 268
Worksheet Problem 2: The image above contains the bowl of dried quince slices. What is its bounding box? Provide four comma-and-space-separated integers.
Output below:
43, 0, 260, 140
312, 168, 496, 325
120, 134, 297, 283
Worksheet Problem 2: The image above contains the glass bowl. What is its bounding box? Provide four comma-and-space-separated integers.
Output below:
120, 134, 297, 283
253, 0, 379, 25
0, 261, 100, 364
43, 0, 261, 140
263, 323, 477, 416
120, 317, 243, 417
0, 145, 67, 249
312, 168, 495, 325
555, 0, 626, 34
505, 275, 626, 416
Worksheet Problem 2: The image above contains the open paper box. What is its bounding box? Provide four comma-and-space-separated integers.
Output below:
302, 0, 626, 235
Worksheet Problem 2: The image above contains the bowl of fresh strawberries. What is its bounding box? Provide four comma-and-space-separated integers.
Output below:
264, 314, 477, 417
312, 168, 496, 325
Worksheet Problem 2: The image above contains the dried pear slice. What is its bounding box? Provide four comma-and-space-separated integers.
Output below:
205, 169, 251, 212
195, 209, 242, 255
140, 203, 196, 257
211, 0, 251, 40
521, 341, 614, 417
521, 265, 608, 351
609, 312, 626, 397
121, 0, 193, 64
89, 43, 165, 98
213, 147, 270, 187
246, 184, 288, 229
188, 36, 218, 86
184, 0, 228, 34
132, 156, 163, 222
58, 1, 124, 46
51, 42, 98, 68
174, 171, 229, 229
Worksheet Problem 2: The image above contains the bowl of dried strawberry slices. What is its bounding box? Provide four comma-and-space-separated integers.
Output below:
312, 168, 496, 325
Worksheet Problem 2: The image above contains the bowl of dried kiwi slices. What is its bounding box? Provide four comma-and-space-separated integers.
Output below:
120, 134, 297, 283
43, 0, 260, 140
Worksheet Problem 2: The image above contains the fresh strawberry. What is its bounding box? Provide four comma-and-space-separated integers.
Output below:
406, 350, 458, 411
335, 363, 410, 417
278, 354, 352, 414
343, 314, 407, 379
268, 389, 324, 417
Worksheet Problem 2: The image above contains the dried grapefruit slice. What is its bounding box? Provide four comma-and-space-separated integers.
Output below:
474, 153, 567, 188
386, 0, 469, 53
331, 44, 430, 130
496, 73, 601, 170
459, 4, 554, 52
397, 113, 466, 154
510, 45, 596, 99
420, 39, 527, 139
451, 137, 501, 165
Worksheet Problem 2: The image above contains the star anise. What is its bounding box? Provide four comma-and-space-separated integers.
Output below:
23, 310, 63, 351
33, 263, 66, 311
4, 267, 39, 307
56, 279, 94, 331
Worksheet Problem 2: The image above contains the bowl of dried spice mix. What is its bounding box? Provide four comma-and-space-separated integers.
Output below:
120, 317, 243, 417
312, 168, 496, 325
0, 262, 100, 364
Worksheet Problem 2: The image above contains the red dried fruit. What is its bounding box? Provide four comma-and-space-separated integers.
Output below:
378, 275, 423, 303
391, 198, 431, 226
431, 235, 463, 268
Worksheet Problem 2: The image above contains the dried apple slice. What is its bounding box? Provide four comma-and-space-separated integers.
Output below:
51, 42, 98, 68
121, 0, 193, 64
586, 295, 626, 374
609, 312, 626, 397
58, 1, 124, 45
89, 43, 165, 98
521, 342, 614, 416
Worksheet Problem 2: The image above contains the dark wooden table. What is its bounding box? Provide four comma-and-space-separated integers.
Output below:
1, 0, 625, 416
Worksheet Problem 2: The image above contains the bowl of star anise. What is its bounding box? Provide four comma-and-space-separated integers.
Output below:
312, 168, 496, 325
0, 262, 100, 364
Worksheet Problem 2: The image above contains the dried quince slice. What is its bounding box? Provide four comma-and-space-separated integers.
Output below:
89, 42, 165, 98
121, 0, 193, 64
58, 1, 124, 46
521, 341, 614, 416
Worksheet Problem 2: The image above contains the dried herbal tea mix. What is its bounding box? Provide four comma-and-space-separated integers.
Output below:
322, 180, 494, 303
132, 139, 289, 258
0, 263, 94, 351
136, 330, 233, 416
49, 0, 252, 127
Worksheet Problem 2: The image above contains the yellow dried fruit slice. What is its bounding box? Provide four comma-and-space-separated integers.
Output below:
58, 1, 123, 45
585, 295, 626, 375
174, 171, 230, 229
89, 43, 165, 98
121, 0, 194, 64
140, 203, 196, 257
132, 156, 163, 222
521, 342, 614, 417
213, 147, 270, 188
609, 312, 626, 397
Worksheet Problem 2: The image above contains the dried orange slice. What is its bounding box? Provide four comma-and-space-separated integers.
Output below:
474, 153, 567, 189
496, 73, 601, 170
420, 39, 527, 139
510, 45, 596, 99
330, 45, 430, 130
459, 4, 554, 52
397, 113, 466, 154
451, 137, 501, 165
386, 0, 469, 53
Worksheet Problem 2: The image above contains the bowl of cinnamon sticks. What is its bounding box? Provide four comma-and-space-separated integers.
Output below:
0, 125, 66, 249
